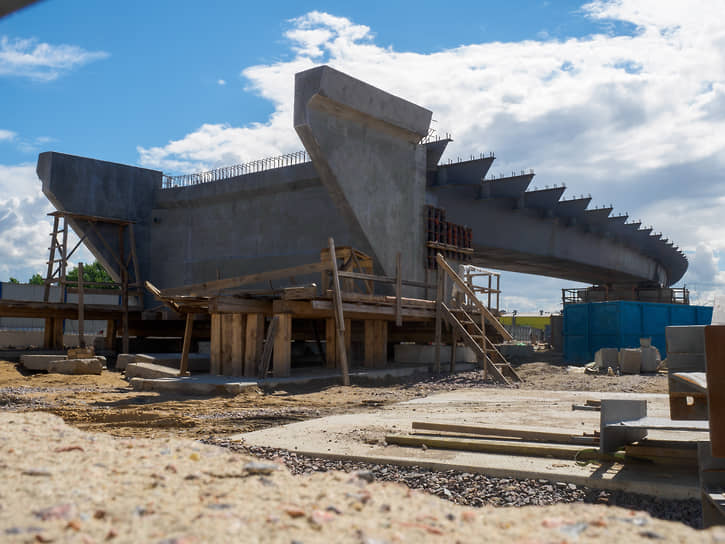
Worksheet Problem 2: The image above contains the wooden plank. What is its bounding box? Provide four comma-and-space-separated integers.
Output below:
162, 261, 330, 297
386, 434, 600, 460
282, 285, 318, 300
435, 253, 513, 341
179, 313, 194, 376
49, 211, 134, 225
43, 214, 59, 304
604, 417, 709, 432
210, 313, 222, 375
244, 314, 264, 377
208, 297, 273, 314
364, 320, 388, 368
0, 300, 141, 320
395, 252, 402, 327
337, 270, 431, 289
450, 332, 457, 373
230, 313, 245, 377
328, 238, 350, 386
311, 300, 434, 319
273, 313, 292, 377
411, 422, 598, 445
259, 315, 279, 378
325, 318, 337, 368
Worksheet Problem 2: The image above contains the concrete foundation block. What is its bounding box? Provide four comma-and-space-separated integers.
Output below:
594, 348, 619, 369
666, 325, 706, 354
640, 346, 660, 373
115, 354, 136, 371
20, 354, 66, 371
619, 349, 642, 374
667, 352, 706, 372
129, 376, 257, 396
47, 358, 103, 375
496, 343, 535, 362
393, 344, 476, 364
125, 362, 180, 380
133, 353, 210, 373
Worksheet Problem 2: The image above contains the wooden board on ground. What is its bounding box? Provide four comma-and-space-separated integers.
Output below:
411, 422, 598, 446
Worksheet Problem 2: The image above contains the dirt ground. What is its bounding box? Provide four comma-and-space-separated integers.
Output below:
0, 355, 667, 440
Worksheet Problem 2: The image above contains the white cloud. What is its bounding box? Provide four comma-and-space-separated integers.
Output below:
130, 1, 725, 308
0, 129, 16, 142
217, 79, 226, 86
0, 35, 109, 81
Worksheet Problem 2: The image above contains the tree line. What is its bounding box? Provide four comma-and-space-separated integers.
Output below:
8, 261, 114, 288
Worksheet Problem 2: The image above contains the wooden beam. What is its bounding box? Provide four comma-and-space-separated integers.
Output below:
162, 261, 330, 297
272, 313, 292, 377
105, 319, 116, 350
411, 422, 598, 445
179, 313, 194, 376
243, 314, 264, 377
328, 238, 350, 386
208, 297, 273, 314
385, 434, 602, 460
337, 270, 431, 289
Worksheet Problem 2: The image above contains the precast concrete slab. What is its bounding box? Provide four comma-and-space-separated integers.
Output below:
127, 363, 470, 396
125, 362, 181, 379
134, 353, 210, 373
232, 389, 708, 499
20, 354, 66, 371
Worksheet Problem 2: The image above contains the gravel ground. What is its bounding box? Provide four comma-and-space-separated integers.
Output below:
206, 439, 703, 529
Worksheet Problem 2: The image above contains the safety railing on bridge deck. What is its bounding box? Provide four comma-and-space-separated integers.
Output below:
161, 150, 311, 189
562, 286, 691, 306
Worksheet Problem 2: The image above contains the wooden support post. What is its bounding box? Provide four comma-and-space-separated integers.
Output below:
210, 313, 222, 375
52, 317, 63, 350
434, 268, 444, 373
43, 318, 53, 350
119, 225, 129, 354
77, 262, 85, 348
272, 313, 292, 377
325, 318, 337, 368
105, 319, 116, 350
395, 252, 402, 327
364, 320, 388, 368
487, 275, 492, 310
244, 313, 264, 377
60, 219, 68, 303
220, 314, 235, 375
44, 214, 59, 304
450, 330, 457, 373
179, 312, 193, 376
231, 313, 245, 377
328, 238, 350, 386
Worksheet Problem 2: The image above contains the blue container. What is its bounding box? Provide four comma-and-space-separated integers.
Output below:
563, 302, 712, 363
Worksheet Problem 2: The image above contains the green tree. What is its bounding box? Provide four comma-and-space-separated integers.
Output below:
8, 277, 19, 284
66, 261, 115, 288
28, 273, 44, 285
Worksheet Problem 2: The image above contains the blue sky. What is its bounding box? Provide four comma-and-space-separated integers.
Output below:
1, 0, 725, 312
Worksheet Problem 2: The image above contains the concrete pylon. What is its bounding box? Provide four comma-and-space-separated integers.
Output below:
294, 65, 432, 291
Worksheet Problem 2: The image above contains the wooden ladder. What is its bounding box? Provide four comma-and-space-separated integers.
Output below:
435, 253, 521, 385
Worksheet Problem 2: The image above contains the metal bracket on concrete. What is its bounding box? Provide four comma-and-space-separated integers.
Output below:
600, 399, 648, 453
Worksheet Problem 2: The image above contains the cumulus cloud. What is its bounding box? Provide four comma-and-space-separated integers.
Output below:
217, 79, 226, 86
0, 35, 109, 81
0, 129, 16, 142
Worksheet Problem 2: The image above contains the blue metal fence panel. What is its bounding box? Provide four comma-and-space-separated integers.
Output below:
563, 301, 713, 363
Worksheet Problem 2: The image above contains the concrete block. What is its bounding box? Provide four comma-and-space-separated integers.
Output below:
619, 349, 642, 374
133, 353, 210, 373
125, 362, 180, 379
47, 358, 103, 375
666, 325, 706, 354
639, 337, 652, 348
115, 354, 136, 371
667, 352, 706, 372
20, 354, 66, 371
640, 346, 660, 373
129, 376, 257, 395
594, 348, 619, 369
394, 344, 476, 364
496, 343, 535, 362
